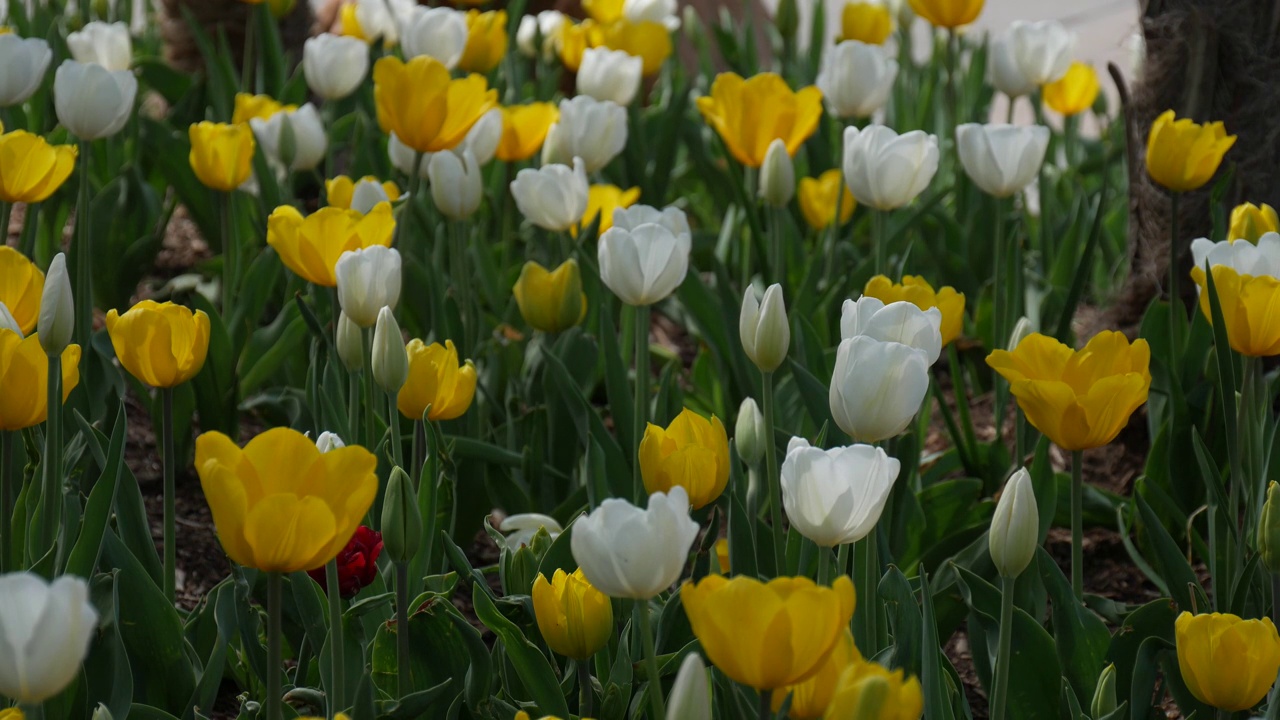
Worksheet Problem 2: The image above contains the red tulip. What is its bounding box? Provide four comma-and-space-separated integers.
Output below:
308, 526, 383, 598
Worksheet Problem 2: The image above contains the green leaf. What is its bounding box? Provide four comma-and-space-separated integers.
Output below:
1036, 548, 1111, 702
919, 568, 957, 720
1134, 490, 1200, 614
370, 597, 468, 699
445, 611, 494, 712
64, 403, 125, 577
471, 583, 570, 718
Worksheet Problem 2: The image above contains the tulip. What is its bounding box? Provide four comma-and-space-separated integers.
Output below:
816, 40, 898, 120
1145, 110, 1236, 193
681, 574, 856, 690
380, 466, 421, 564
758, 139, 795, 208
314, 431, 345, 453
53, 60, 137, 141
667, 653, 712, 720
335, 245, 402, 328
0, 35, 51, 107
0, 304, 18, 335
498, 513, 563, 547
581, 183, 641, 235
401, 7, 468, 69
1190, 233, 1280, 356
624, 0, 679, 27
516, 10, 566, 59
780, 437, 898, 548
510, 157, 589, 232
0, 329, 79, 430
336, 312, 363, 372
986, 331, 1151, 450
428, 148, 483, 220
371, 307, 408, 395
459, 107, 503, 166
843, 125, 940, 211
823, 657, 924, 719
66, 21, 131, 71
326, 175, 399, 214
104, 301, 210, 388
196, 427, 378, 572
542, 95, 628, 173
734, 397, 765, 466
1006, 19, 1074, 85
740, 283, 790, 371
532, 568, 613, 660
372, 56, 497, 154
955, 123, 1049, 198
598, 219, 690, 306
1042, 62, 1100, 117
0, 247, 43, 335
988, 467, 1038, 577
1260, 482, 1280, 573
697, 72, 823, 168
387, 133, 430, 179
613, 203, 692, 240
495, 102, 559, 162
188, 122, 256, 192
0, 131, 76, 204
303, 34, 369, 101
830, 335, 930, 443
458, 10, 507, 74
249, 103, 327, 173
1091, 664, 1118, 719
37, 253, 72, 357
0, 573, 98, 703
347, 0, 415, 45
513, 259, 586, 334
578, 47, 643, 105
799, 169, 856, 231
987, 32, 1035, 98
841, 296, 943, 365
862, 275, 965, 347
1175, 611, 1280, 711
267, 203, 395, 288
232, 93, 292, 125
839, 2, 891, 44
1228, 202, 1280, 243
306, 525, 382, 598
773, 630, 858, 719
571, 486, 699, 599
640, 408, 730, 509
908, 0, 982, 28
398, 339, 476, 421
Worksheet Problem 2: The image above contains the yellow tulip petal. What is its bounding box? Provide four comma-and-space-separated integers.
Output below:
243, 493, 338, 572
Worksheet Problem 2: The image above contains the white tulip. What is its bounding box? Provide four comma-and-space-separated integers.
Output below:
541, 96, 628, 173
842, 125, 939, 211
816, 40, 898, 119
988, 33, 1036, 98
129, 0, 147, 37
598, 222, 691, 306
348, 178, 393, 215
577, 47, 643, 106
401, 6, 468, 69
989, 467, 1039, 578
335, 246, 402, 328
388, 132, 430, 180
734, 397, 765, 466
840, 296, 943, 365
1191, 232, 1280, 280
0, 303, 20, 337
428, 148, 482, 220
1008, 19, 1075, 85
371, 306, 408, 394
314, 431, 345, 453
498, 513, 563, 548
37, 253, 73, 356
781, 437, 899, 547
303, 34, 369, 101
740, 283, 790, 372
612, 204, 691, 242
250, 103, 327, 173
829, 335, 930, 443
0, 572, 98, 703
53, 60, 136, 141
0, 35, 52, 107
463, 108, 503, 166
569, 486, 700, 599
336, 311, 364, 371
666, 653, 712, 720
510, 157, 590, 232
516, 10, 566, 60
353, 0, 415, 46
624, 0, 680, 30
758, 139, 795, 208
1007, 316, 1033, 351
956, 123, 1049, 198
66, 21, 131, 71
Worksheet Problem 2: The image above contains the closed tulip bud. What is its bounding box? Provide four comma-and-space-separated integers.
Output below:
0, 303, 19, 336
740, 283, 790, 371
598, 220, 691, 307
839, 2, 892, 44
666, 653, 712, 720
0, 247, 44, 335
843, 125, 939, 211
1006, 19, 1074, 85
516, 10, 565, 59
250, 103, 327, 173
53, 60, 137, 141
1091, 663, 1117, 719
1176, 611, 1280, 712
511, 157, 589, 232
303, 34, 369, 101
336, 312, 364, 372
1146, 110, 1236, 193
816, 40, 898, 120
758, 139, 795, 208
734, 397, 765, 466
398, 339, 476, 421
105, 301, 211, 388
91, 703, 114, 720
402, 7, 468, 69
570, 487, 700, 600
335, 246, 402, 328
1228, 202, 1280, 243
37, 253, 73, 356
542, 96, 628, 173
830, 336, 930, 443
0, 131, 76, 204
513, 259, 586, 334
372, 307, 408, 394
988, 467, 1038, 578
532, 568, 613, 660
956, 123, 1050, 198
841, 296, 943, 365
697, 72, 822, 168
1259, 482, 1280, 573
824, 658, 924, 719
1006, 316, 1032, 350
773, 0, 798, 42
781, 437, 898, 547
66, 21, 131, 71
189, 122, 256, 192
641, 408, 731, 509
458, 10, 507, 74
578, 47, 643, 106
326, 175, 399, 215
315, 431, 345, 454
381, 466, 422, 565
908, 0, 983, 29
0, 35, 52, 107
428, 148, 482, 220
1043, 62, 1100, 117
0, 573, 99, 703
988, 33, 1035, 98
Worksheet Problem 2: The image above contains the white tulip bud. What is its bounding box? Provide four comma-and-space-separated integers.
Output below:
516, 10, 566, 60
842, 125, 939, 211
303, 34, 369, 101
829, 335, 930, 443
91, 703, 114, 720
429, 148, 483, 221
540, 96, 628, 173
816, 40, 898, 119
569, 487, 700, 599
956, 123, 1050, 199
335, 246, 402, 328
401, 6, 468, 69
38, 253, 73, 356
0, 573, 98, 703
336, 312, 364, 372
734, 397, 765, 466
314, 431, 345, 454
577, 47, 643, 106
66, 21, 131, 71
666, 653, 712, 720
0, 36, 53, 107
371, 306, 408, 394
758, 139, 795, 208
740, 283, 790, 371
53, 60, 137, 141
781, 437, 898, 547
989, 467, 1039, 578
498, 513, 564, 548
250, 103, 327, 173
510, 157, 590, 233
0, 302, 21, 337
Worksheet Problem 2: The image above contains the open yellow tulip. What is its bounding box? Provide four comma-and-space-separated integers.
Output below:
0, 247, 44, 335
398, 339, 477, 422
581, 184, 640, 235
266, 204, 395, 287
696, 72, 823, 168
1145, 110, 1236, 193
1191, 264, 1280, 357
532, 568, 613, 660
0, 330, 79, 431
105, 301, 210, 388
372, 56, 498, 154
1176, 611, 1280, 712
908, 0, 983, 28
639, 408, 731, 510
823, 656, 924, 719
863, 275, 965, 347
0, 130, 77, 204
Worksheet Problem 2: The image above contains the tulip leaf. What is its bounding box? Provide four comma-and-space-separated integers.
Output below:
599, 299, 634, 453
1134, 491, 1200, 615
787, 357, 837, 439
1036, 548, 1111, 703
445, 611, 494, 712
471, 582, 571, 718
542, 351, 630, 499
374, 679, 455, 720
371, 597, 469, 700
879, 566, 923, 679
64, 403, 125, 578
82, 573, 134, 720
1030, 436, 1058, 544
918, 567, 957, 720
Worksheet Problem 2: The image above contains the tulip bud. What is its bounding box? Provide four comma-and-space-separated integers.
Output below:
372, 307, 408, 394
758, 139, 795, 208
989, 467, 1039, 578
740, 283, 790, 372
1229, 202, 1280, 243
336, 246, 402, 328
381, 466, 422, 564
1007, 316, 1033, 350
816, 40, 899, 120
1259, 482, 1280, 573
1090, 663, 1117, 719
734, 397, 765, 466
66, 21, 131, 71
428, 148, 483, 220
666, 653, 712, 720
336, 312, 364, 372
0, 36, 53, 108
315, 431, 345, 454
53, 60, 137, 141
504, 541, 542, 596
0, 302, 21, 336
250, 104, 327, 173
0, 573, 98, 703
773, 0, 798, 44
303, 34, 369, 102
38, 253, 73, 356
91, 703, 114, 720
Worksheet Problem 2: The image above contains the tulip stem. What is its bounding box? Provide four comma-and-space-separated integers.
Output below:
992, 195, 1007, 447
991, 575, 1015, 720
855, 533, 879, 653
162, 387, 176, 603
220, 191, 235, 313
74, 141, 92, 369
872, 208, 885, 277
758, 689, 772, 720
39, 354, 62, 560
1071, 449, 1084, 600
395, 560, 411, 697
0, 202, 10, 251
325, 559, 345, 716
817, 544, 832, 585
762, 370, 785, 576
1168, 192, 1182, 357
266, 571, 283, 720
0, 431, 10, 572
362, 328, 377, 452
632, 303, 650, 504
577, 658, 594, 718
1271, 572, 1280, 628
636, 600, 666, 719
387, 392, 404, 471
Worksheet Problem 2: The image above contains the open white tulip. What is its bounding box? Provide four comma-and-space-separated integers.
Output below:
66, 21, 131, 71
829, 335, 930, 443
956, 123, 1049, 198
989, 467, 1039, 578
816, 40, 898, 119
624, 0, 680, 30
510, 157, 590, 232
401, 6, 468, 69
988, 32, 1036, 98
336, 246, 402, 328
250, 103, 327, 173
303, 34, 369, 101
1008, 19, 1075, 85
758, 139, 795, 208
740, 283, 790, 372
38, 253, 73, 356
429, 148, 483, 220
516, 10, 566, 60
541, 96, 628, 173
578, 47, 643, 106
53, 60, 137, 141
569, 486, 700, 599
781, 437, 899, 547
840, 296, 943, 365
612, 204, 692, 243
598, 221, 691, 306
1191, 232, 1280, 280
0, 35, 51, 107
498, 513, 563, 547
0, 572, 98, 704
842, 125, 939, 211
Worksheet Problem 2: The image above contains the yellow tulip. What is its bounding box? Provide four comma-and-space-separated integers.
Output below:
105, 301, 211, 388
1190, 264, 1280, 357
697, 72, 824, 168
0, 247, 44, 335
232, 93, 293, 125
188, 122, 256, 192
339, 4, 367, 41
840, 2, 892, 44
863, 275, 966, 347
0, 131, 77, 203
582, 0, 622, 23
907, 0, 983, 28
823, 657, 924, 719
325, 176, 401, 210
774, 631, 860, 719
640, 408, 730, 510
373, 56, 498, 154
1042, 62, 1099, 117
594, 19, 671, 76
581, 184, 640, 235
513, 259, 586, 334
195, 427, 378, 573
398, 339, 477, 421
0, 330, 79, 431
712, 537, 729, 575
558, 21, 589, 71
681, 574, 856, 691
495, 103, 559, 162
798, 169, 855, 231
1228, 202, 1279, 243
0, 27, 10, 35
532, 568, 614, 660
1145, 110, 1236, 193
986, 331, 1151, 451
266, 204, 395, 287
1176, 611, 1280, 712
459, 10, 508, 74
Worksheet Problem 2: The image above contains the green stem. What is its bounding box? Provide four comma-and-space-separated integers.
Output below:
769, 206, 785, 285
762, 370, 784, 576
945, 29, 959, 144
855, 532, 879, 653
947, 346, 980, 464
412, 420, 425, 487
163, 387, 176, 603
993, 196, 1006, 445
266, 572, 283, 720
325, 559, 345, 716
1071, 449, 1084, 600
637, 601, 666, 719
632, 304, 650, 504
817, 543, 832, 585
74, 141, 91, 363
241, 7, 257, 93
40, 354, 62, 558
577, 658, 594, 718
362, 328, 377, 451
758, 689, 772, 720
400, 152, 424, 251
18, 202, 38, 259
220, 192, 235, 313
872, 208, 885, 276
395, 561, 410, 696
450, 221, 475, 356
20, 704, 44, 720
387, 392, 404, 470
0, 431, 11, 573
991, 575, 1015, 720
822, 172, 846, 290
1168, 192, 1182, 358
